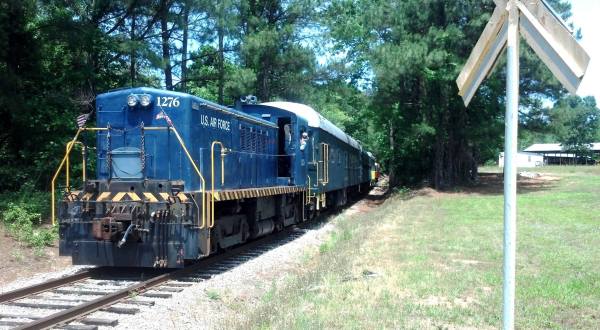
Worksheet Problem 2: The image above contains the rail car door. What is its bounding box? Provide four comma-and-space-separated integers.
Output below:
343, 149, 349, 187
277, 117, 293, 179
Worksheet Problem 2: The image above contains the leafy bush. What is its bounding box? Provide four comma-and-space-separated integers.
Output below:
392, 186, 411, 197
1, 201, 57, 248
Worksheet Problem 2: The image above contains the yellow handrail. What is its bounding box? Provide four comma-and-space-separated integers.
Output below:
316, 157, 320, 186
51, 126, 205, 228
317, 143, 330, 185
326, 144, 329, 183
305, 175, 315, 205
51, 125, 232, 257
210, 141, 227, 229
65, 141, 86, 191
323, 143, 329, 184
81, 143, 86, 182
51, 128, 83, 226
168, 127, 207, 229
83, 127, 108, 131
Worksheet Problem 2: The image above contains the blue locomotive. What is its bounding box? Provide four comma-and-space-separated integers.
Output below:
56, 87, 377, 268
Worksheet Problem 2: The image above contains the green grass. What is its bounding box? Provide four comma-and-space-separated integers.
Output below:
226, 166, 600, 329
206, 289, 222, 301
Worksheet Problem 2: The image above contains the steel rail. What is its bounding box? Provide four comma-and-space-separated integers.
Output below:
15, 229, 295, 330
0, 268, 100, 304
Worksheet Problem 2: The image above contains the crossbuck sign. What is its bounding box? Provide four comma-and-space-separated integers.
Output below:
456, 0, 590, 329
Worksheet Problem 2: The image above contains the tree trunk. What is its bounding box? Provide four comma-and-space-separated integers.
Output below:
86, 6, 108, 96
130, 8, 136, 87
388, 119, 396, 187
160, 0, 173, 90
180, 0, 189, 92
217, 23, 225, 104
433, 130, 445, 189
256, 52, 271, 101
432, 98, 477, 189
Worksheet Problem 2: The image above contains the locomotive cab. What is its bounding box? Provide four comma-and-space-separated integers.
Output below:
241, 104, 312, 188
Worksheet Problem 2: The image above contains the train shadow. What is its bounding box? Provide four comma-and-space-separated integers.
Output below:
176, 189, 387, 279
454, 171, 560, 196
405, 171, 560, 201
361, 171, 561, 203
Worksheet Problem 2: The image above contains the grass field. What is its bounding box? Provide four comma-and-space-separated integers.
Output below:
228, 166, 600, 329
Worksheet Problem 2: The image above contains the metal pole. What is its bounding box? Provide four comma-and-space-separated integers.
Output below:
503, 1, 519, 329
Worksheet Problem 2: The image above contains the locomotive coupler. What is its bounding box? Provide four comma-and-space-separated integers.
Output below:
92, 205, 145, 243
92, 217, 123, 241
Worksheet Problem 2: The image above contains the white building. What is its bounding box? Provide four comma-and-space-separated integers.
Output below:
524, 143, 600, 165
498, 152, 544, 168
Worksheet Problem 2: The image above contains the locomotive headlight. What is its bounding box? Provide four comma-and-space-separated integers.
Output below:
127, 94, 139, 107
140, 94, 152, 107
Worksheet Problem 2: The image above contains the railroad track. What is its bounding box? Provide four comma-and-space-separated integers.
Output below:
0, 227, 307, 330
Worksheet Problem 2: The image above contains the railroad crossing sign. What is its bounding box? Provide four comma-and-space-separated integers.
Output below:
456, 1, 590, 329
457, 0, 590, 106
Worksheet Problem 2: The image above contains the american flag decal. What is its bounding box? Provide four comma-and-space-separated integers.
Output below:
155, 110, 173, 127
76, 113, 90, 128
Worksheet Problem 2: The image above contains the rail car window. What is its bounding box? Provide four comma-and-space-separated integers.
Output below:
240, 126, 249, 151
259, 130, 266, 153
255, 130, 260, 153
250, 127, 257, 152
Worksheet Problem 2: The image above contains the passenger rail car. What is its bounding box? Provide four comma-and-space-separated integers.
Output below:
56, 87, 376, 268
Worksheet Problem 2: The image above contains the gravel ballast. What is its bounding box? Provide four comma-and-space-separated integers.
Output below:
113, 221, 336, 329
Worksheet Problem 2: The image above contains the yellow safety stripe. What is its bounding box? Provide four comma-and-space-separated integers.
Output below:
127, 192, 141, 201
211, 185, 306, 201
143, 192, 158, 202
177, 192, 189, 202
112, 192, 127, 202
65, 186, 304, 204
97, 192, 111, 202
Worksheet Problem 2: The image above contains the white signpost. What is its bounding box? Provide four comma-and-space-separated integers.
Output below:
456, 0, 590, 329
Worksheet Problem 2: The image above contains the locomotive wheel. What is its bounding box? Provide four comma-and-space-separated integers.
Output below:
275, 221, 284, 232
241, 221, 249, 242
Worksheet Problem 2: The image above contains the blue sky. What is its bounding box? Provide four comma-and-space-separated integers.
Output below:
569, 0, 599, 102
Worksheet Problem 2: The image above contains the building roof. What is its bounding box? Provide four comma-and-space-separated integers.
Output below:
524, 143, 600, 152
261, 102, 361, 149
499, 152, 544, 157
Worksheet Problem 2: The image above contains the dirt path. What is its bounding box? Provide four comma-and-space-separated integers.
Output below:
0, 228, 71, 285
345, 178, 388, 216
